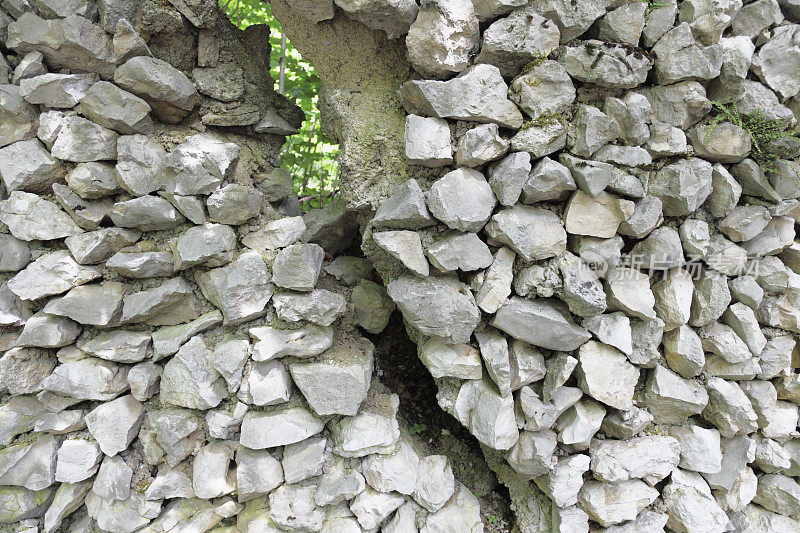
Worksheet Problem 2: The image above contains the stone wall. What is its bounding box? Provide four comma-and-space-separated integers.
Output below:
272, 0, 800, 531
0, 0, 488, 531
4, 0, 800, 531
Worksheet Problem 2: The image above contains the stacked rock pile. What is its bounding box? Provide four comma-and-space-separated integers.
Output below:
0, 1, 484, 532
334, 0, 800, 530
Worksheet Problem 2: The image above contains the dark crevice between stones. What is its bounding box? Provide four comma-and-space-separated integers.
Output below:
364, 312, 515, 532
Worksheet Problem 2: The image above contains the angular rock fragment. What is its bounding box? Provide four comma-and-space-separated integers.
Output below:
398, 64, 524, 129
508, 60, 575, 120
109, 195, 185, 231
575, 341, 639, 410
405, 0, 477, 78
372, 179, 434, 230
455, 377, 519, 450
404, 115, 452, 167
163, 134, 239, 196
485, 205, 566, 262
643, 365, 709, 424
121, 277, 200, 326
85, 394, 143, 456
491, 297, 590, 351
373, 230, 430, 276
564, 191, 634, 239
559, 40, 653, 89
578, 479, 659, 527
0, 139, 65, 194
271, 289, 347, 327
43, 281, 124, 327
113, 56, 199, 122
0, 191, 83, 241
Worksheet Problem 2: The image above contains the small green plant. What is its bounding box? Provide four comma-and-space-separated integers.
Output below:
486, 514, 498, 525
519, 111, 564, 130
640, 0, 671, 19
408, 423, 427, 435
706, 101, 799, 174
511, 51, 548, 83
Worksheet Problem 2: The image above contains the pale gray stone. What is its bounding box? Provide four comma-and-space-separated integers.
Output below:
404, 114, 452, 167
50, 116, 118, 162
39, 357, 127, 401
112, 18, 151, 64
55, 439, 101, 483
173, 223, 236, 270
0, 191, 83, 241
650, 158, 713, 216
0, 139, 65, 194
663, 469, 731, 533
113, 56, 199, 123
455, 123, 508, 167
271, 289, 347, 326
249, 323, 334, 362
530, 0, 609, 42
405, 0, 477, 78
243, 216, 307, 251
387, 276, 479, 343
454, 377, 519, 450
164, 133, 239, 196
475, 246, 515, 313
638, 81, 711, 129
492, 297, 590, 351
398, 64, 524, 129
351, 279, 395, 333
106, 248, 175, 279
43, 281, 124, 327
85, 395, 143, 456
0, 84, 37, 148
508, 60, 575, 120
65, 228, 140, 264
240, 404, 324, 449
15, 312, 81, 348
564, 191, 634, 239
127, 361, 161, 401
476, 6, 560, 78
19, 73, 96, 109
121, 277, 200, 327
194, 251, 273, 325
8, 250, 101, 301
506, 429, 557, 479
77, 330, 151, 363
335, 0, 418, 39
559, 40, 653, 89
65, 162, 122, 199
646, 121, 687, 157
590, 436, 680, 484
362, 441, 419, 496
644, 364, 709, 424
509, 119, 567, 159
521, 156, 575, 204
160, 335, 226, 410
207, 183, 263, 226
578, 480, 658, 527
0, 347, 56, 394
576, 340, 639, 410
652, 23, 723, 85
236, 447, 283, 502
598, 2, 647, 45
752, 24, 800, 100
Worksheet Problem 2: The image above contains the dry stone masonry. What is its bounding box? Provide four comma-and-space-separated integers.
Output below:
3, 0, 800, 531
309, 0, 800, 530
0, 1, 484, 532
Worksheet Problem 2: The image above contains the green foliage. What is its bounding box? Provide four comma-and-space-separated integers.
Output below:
408, 423, 427, 435
218, 0, 340, 211
640, 0, 671, 18
707, 101, 799, 174
510, 51, 548, 84
519, 111, 564, 130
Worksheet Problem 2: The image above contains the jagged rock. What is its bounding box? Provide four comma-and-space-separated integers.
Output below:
0, 139, 66, 195
106, 248, 174, 279
412, 455, 454, 512
559, 40, 653, 89
475, 247, 515, 313
243, 216, 307, 251
20, 73, 97, 109
420, 482, 482, 533
114, 56, 199, 122
362, 441, 419, 495
752, 24, 800, 100
0, 347, 56, 394
567, 105, 619, 159
688, 122, 751, 164
476, 6, 560, 78
8, 250, 101, 301
506, 429, 557, 478
731, 158, 782, 203
373, 230, 430, 276
652, 23, 722, 85
110, 195, 185, 231
64, 228, 140, 265
575, 341, 638, 410
351, 279, 394, 333
427, 168, 496, 232
418, 338, 482, 380
426, 232, 492, 272
646, 121, 687, 157
650, 158, 713, 216
128, 361, 161, 401
7, 13, 115, 78
43, 281, 124, 327
455, 377, 519, 450
399, 64, 524, 129
590, 436, 680, 484
556, 251, 606, 317
121, 277, 199, 327
691, 268, 731, 327
0, 433, 58, 491
663, 324, 705, 378
64, 162, 121, 200
78, 81, 152, 135
55, 439, 101, 483
578, 479, 659, 527
404, 115, 452, 167
289, 337, 372, 416
164, 134, 239, 196
703, 377, 758, 437
455, 123, 508, 167
160, 335, 226, 410
508, 60, 575, 120
653, 268, 694, 331
669, 425, 723, 474
272, 289, 347, 326
564, 191, 634, 239
329, 390, 400, 457
644, 365, 709, 424
0, 283, 32, 327
236, 447, 283, 502
335, 0, 418, 38
51, 183, 113, 230
492, 297, 590, 351
521, 156, 575, 204
583, 312, 631, 356
38, 357, 127, 401
387, 276, 479, 343
112, 18, 151, 63
639, 81, 711, 130
598, 2, 647, 46
0, 85, 37, 148
85, 394, 143, 456
76, 330, 151, 363
663, 469, 732, 533
50, 116, 117, 162
405, 0, 477, 78
530, 0, 609, 42
604, 267, 656, 320
372, 179, 434, 230
14, 313, 81, 349
698, 321, 752, 363
0, 191, 83, 241
485, 205, 566, 262
249, 323, 333, 362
